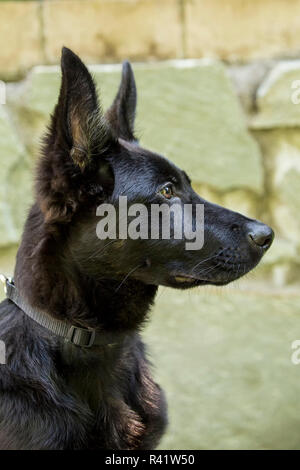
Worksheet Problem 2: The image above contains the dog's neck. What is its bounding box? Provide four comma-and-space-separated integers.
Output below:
70, 274, 158, 332
14, 204, 158, 338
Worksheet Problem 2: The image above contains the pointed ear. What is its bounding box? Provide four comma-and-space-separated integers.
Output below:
105, 61, 137, 141
53, 47, 111, 170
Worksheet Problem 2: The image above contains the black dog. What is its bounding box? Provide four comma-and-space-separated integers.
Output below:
0, 48, 273, 449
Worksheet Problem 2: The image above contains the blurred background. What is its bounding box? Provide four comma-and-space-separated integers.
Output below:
0, 0, 300, 449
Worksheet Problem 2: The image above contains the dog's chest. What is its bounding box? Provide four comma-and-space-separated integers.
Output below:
63, 362, 147, 449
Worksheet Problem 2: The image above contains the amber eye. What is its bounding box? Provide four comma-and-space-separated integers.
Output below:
160, 184, 174, 199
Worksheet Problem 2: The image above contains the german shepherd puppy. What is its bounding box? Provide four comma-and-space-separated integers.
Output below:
0, 48, 273, 449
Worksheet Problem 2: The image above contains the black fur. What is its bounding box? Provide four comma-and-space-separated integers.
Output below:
0, 48, 274, 449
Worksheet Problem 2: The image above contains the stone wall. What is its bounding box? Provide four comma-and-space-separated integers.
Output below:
3, 0, 300, 80
0, 58, 299, 286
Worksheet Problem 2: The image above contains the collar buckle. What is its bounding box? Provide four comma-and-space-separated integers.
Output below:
66, 325, 96, 348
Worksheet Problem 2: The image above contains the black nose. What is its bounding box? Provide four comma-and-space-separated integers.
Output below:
246, 222, 274, 250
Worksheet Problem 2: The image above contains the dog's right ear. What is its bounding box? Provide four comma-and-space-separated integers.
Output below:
105, 61, 137, 141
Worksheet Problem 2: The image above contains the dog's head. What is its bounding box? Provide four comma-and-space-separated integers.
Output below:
36, 48, 274, 291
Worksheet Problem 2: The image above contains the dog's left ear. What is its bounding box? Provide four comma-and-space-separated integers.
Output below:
106, 61, 137, 141
54, 47, 112, 170
37, 48, 115, 224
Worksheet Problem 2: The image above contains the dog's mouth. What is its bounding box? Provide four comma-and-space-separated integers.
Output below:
165, 245, 261, 289
171, 274, 229, 287
170, 259, 256, 288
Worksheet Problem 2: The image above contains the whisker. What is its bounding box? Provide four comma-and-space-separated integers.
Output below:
197, 261, 222, 278
114, 264, 142, 293
190, 248, 225, 274
84, 239, 117, 262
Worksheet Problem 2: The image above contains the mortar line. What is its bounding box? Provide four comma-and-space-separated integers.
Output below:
178, 0, 187, 59
38, 0, 47, 65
